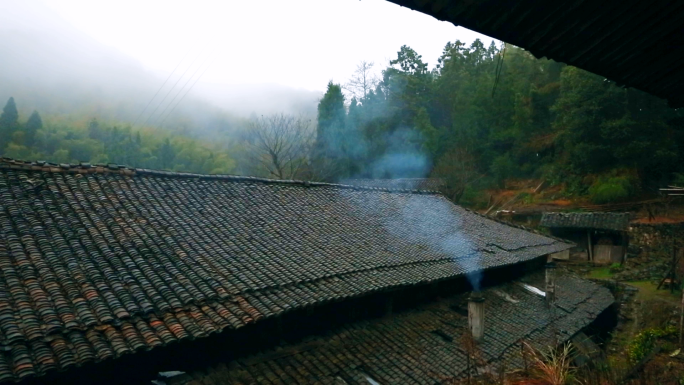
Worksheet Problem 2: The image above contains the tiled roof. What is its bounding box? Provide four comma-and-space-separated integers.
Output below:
0, 158, 570, 382
184, 272, 614, 384
345, 178, 446, 191
540, 212, 631, 232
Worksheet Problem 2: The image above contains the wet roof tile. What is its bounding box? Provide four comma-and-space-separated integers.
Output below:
0, 159, 572, 382
541, 212, 631, 231
187, 272, 612, 384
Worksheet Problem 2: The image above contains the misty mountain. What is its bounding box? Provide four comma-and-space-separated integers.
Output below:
0, 2, 320, 140
196, 83, 321, 119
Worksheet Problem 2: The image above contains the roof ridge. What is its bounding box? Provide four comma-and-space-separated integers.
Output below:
543, 211, 631, 216
540, 211, 631, 231
0, 158, 574, 243
461, 206, 573, 245
0, 157, 443, 195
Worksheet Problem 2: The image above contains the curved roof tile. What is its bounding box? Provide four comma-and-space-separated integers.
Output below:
0, 158, 571, 382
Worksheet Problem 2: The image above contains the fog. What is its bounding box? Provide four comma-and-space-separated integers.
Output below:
0, 0, 492, 133
0, 0, 496, 290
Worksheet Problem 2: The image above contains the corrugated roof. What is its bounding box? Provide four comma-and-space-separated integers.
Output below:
185, 272, 614, 384
386, 0, 684, 107
540, 212, 631, 231
0, 158, 571, 382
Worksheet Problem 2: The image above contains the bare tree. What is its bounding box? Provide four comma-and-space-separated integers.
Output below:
343, 61, 379, 100
431, 147, 482, 203
247, 114, 314, 180
306, 155, 340, 182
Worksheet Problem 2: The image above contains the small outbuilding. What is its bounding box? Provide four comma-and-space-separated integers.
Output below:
540, 212, 631, 264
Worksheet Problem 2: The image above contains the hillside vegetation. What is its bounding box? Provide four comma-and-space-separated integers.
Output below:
2, 40, 683, 206
311, 42, 684, 206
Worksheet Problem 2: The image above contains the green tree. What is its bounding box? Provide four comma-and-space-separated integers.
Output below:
383, 45, 431, 127
24, 111, 42, 148
0, 97, 19, 151
314, 81, 348, 179
552, 66, 680, 189
158, 138, 176, 169
316, 81, 346, 152
88, 118, 104, 140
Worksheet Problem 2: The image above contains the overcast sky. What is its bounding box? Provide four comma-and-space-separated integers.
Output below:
0, 0, 496, 118
37, 0, 494, 92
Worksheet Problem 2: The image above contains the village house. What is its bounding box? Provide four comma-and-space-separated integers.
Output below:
0, 158, 614, 384
541, 212, 631, 264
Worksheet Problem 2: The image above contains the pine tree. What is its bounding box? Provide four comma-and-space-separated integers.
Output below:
24, 111, 42, 148
344, 98, 366, 176
88, 118, 103, 140
313, 82, 348, 180
315, 82, 346, 159
159, 138, 176, 169
0, 97, 19, 151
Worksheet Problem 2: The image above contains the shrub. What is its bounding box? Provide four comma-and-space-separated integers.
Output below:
627, 326, 677, 363
459, 185, 490, 210
673, 172, 684, 187
609, 263, 622, 273
588, 175, 635, 204
519, 192, 534, 204
490, 154, 518, 186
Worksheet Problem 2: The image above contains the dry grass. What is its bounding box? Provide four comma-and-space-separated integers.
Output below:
521, 342, 575, 385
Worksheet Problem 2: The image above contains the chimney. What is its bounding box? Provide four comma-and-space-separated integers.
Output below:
545, 262, 556, 304
468, 294, 485, 341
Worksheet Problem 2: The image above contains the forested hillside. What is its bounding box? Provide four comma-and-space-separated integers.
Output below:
0, 98, 238, 174
2, 39, 683, 206
0, 2, 318, 173
312, 41, 684, 205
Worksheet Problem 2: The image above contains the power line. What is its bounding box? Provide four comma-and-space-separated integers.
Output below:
132, 51, 189, 126
159, 60, 214, 127
158, 59, 213, 126
143, 52, 203, 126
154, 55, 212, 126
492, 41, 507, 98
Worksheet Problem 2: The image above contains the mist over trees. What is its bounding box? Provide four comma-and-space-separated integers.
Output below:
0, 3, 319, 177
311, 40, 684, 205
0, 97, 19, 147
0, 97, 236, 174
246, 114, 314, 180
2, 25, 683, 207
0, 6, 320, 144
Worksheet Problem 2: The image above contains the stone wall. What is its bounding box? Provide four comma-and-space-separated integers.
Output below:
629, 223, 684, 252
590, 280, 637, 324
614, 223, 684, 282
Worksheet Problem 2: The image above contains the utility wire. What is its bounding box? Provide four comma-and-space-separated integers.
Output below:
492, 41, 507, 98
132, 51, 190, 126
159, 60, 214, 127
154, 55, 212, 126
143, 52, 203, 126
492, 42, 505, 97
